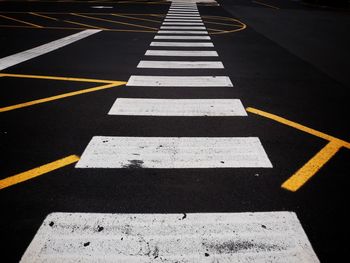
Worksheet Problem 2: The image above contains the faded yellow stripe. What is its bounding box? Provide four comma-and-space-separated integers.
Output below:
0, 14, 42, 28
246, 107, 350, 149
252, 0, 280, 10
0, 82, 125, 112
0, 73, 120, 84
64, 19, 106, 29
71, 13, 158, 31
282, 141, 342, 192
0, 155, 79, 190
29, 12, 58, 21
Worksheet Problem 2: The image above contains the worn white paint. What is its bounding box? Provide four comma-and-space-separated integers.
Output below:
154, 35, 210, 40
161, 26, 206, 30
165, 16, 201, 19
145, 50, 218, 57
126, 75, 232, 87
167, 11, 200, 14
137, 60, 223, 69
162, 22, 204, 25
164, 19, 203, 22
75, 136, 272, 168
166, 14, 200, 17
150, 42, 213, 47
0, 30, 101, 71
157, 31, 208, 34
20, 212, 319, 262
108, 98, 247, 116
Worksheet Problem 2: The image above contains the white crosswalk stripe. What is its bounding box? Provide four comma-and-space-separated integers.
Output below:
126, 76, 233, 87
137, 60, 224, 69
154, 35, 210, 39
108, 98, 247, 116
145, 50, 218, 56
20, 212, 319, 263
150, 41, 213, 47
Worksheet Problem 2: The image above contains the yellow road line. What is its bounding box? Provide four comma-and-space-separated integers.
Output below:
110, 13, 162, 23
252, 0, 280, 10
29, 12, 58, 21
0, 82, 126, 112
0, 73, 121, 83
281, 141, 342, 192
247, 107, 350, 192
0, 14, 42, 28
64, 19, 106, 29
0, 155, 79, 190
71, 13, 158, 31
246, 107, 350, 148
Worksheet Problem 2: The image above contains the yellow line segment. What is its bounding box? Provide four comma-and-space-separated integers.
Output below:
246, 107, 350, 149
29, 12, 58, 21
281, 141, 342, 192
0, 81, 126, 112
247, 107, 350, 192
0, 73, 120, 83
0, 14, 43, 27
252, 0, 280, 10
0, 155, 79, 190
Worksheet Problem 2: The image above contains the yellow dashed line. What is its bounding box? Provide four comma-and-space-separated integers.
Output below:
247, 107, 349, 192
0, 155, 79, 190
252, 0, 280, 10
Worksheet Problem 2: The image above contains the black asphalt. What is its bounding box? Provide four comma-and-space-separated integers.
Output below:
0, 0, 349, 262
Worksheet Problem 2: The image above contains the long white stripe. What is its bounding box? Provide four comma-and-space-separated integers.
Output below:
166, 16, 201, 19
108, 98, 247, 116
150, 42, 213, 47
0, 29, 101, 71
169, 9, 198, 11
161, 26, 206, 29
137, 60, 224, 69
167, 14, 200, 16
154, 35, 210, 40
76, 137, 272, 168
126, 76, 232, 87
164, 19, 203, 22
157, 31, 208, 34
162, 22, 204, 25
145, 50, 218, 56
20, 212, 319, 262
167, 11, 199, 14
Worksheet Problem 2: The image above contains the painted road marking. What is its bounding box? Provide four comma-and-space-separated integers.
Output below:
154, 35, 210, 39
160, 26, 205, 30
0, 82, 126, 112
162, 22, 204, 25
167, 14, 200, 17
126, 76, 233, 87
164, 19, 203, 22
165, 16, 201, 19
137, 60, 224, 69
0, 14, 42, 28
108, 98, 247, 116
150, 41, 213, 47
0, 155, 79, 190
145, 50, 218, 56
167, 12, 199, 14
76, 136, 272, 168
20, 211, 318, 262
158, 31, 208, 34
0, 30, 101, 71
161, 26, 206, 29
247, 107, 350, 191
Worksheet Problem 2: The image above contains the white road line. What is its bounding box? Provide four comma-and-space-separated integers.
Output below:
0, 29, 101, 71
137, 60, 224, 69
150, 42, 213, 47
164, 19, 203, 22
169, 9, 198, 11
157, 31, 208, 34
126, 76, 232, 87
162, 22, 204, 25
76, 137, 272, 168
108, 98, 247, 116
166, 15, 201, 18
21, 212, 319, 262
167, 14, 200, 16
167, 11, 199, 14
161, 26, 206, 30
154, 35, 210, 40
145, 50, 218, 57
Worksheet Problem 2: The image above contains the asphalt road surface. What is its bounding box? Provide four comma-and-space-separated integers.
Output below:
0, 0, 349, 262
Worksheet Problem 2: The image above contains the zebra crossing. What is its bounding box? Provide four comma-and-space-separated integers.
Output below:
75, 0, 272, 169
19, 1, 319, 262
